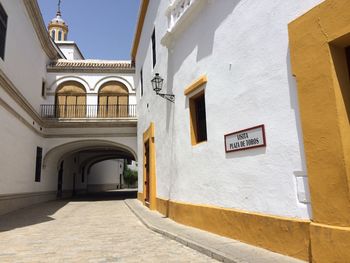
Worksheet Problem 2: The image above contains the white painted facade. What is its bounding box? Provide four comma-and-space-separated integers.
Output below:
56, 41, 84, 60
135, 0, 325, 219
0, 0, 137, 215
88, 159, 124, 191
45, 71, 136, 106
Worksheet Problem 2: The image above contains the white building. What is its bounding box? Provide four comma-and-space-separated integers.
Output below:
1, 0, 350, 261
0, 0, 137, 214
132, 0, 350, 262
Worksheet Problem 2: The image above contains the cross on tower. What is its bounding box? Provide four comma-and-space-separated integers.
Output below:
57, 0, 62, 16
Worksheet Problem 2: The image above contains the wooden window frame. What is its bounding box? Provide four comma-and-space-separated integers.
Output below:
189, 90, 207, 145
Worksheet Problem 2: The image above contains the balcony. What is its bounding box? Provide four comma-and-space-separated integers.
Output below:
161, 0, 207, 47
40, 104, 137, 119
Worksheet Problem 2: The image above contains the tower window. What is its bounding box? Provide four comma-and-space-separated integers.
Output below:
151, 28, 156, 68
0, 3, 8, 60
51, 30, 55, 40
58, 31, 62, 41
189, 91, 207, 145
64, 33, 67, 41
35, 147, 43, 182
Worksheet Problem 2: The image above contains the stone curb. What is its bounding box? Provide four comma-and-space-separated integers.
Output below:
124, 199, 236, 263
125, 199, 306, 263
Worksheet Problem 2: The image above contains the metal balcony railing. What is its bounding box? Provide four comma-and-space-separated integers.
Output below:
40, 104, 137, 119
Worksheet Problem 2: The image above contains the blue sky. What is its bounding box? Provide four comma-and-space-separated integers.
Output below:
38, 0, 140, 60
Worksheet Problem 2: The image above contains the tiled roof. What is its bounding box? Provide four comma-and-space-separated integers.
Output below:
50, 59, 133, 69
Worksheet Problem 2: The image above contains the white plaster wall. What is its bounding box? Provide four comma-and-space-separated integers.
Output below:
88, 159, 122, 186
57, 43, 84, 60
0, 0, 49, 112
0, 106, 54, 194
136, 0, 324, 219
0, 0, 56, 195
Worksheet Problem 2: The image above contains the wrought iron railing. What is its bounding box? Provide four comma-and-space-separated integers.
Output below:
40, 104, 136, 119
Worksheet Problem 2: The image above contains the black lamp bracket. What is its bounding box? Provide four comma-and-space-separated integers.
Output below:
156, 93, 175, 103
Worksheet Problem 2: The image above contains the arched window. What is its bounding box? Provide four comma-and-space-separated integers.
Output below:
58, 31, 62, 41
55, 81, 86, 118
98, 81, 129, 117
64, 33, 67, 41
51, 30, 56, 40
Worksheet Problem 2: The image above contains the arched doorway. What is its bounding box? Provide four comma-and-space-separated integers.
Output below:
55, 81, 86, 118
43, 140, 137, 199
98, 81, 129, 117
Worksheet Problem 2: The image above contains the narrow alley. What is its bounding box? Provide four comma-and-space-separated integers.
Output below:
0, 192, 216, 263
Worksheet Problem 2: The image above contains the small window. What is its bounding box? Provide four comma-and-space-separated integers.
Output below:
0, 3, 8, 60
64, 33, 67, 41
189, 91, 207, 145
151, 28, 156, 68
140, 68, 144, 97
41, 81, 46, 97
51, 30, 55, 40
35, 147, 43, 182
58, 31, 62, 41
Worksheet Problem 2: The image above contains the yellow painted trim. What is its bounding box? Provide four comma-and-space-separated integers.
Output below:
142, 123, 157, 210
289, 0, 350, 261
310, 222, 350, 262
184, 75, 207, 96
156, 197, 310, 261
137, 192, 143, 202
131, 0, 150, 62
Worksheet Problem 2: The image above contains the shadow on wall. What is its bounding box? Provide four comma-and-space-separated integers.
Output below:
0, 201, 68, 232
286, 47, 313, 218
286, 47, 308, 174
165, 0, 242, 132
225, 147, 267, 159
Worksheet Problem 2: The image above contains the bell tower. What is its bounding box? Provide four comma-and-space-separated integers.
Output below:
48, 0, 68, 42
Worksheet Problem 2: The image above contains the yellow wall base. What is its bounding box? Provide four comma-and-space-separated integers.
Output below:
310, 223, 350, 262
156, 197, 310, 261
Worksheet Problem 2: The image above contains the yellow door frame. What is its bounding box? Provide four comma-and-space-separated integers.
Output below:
289, 1, 350, 261
142, 122, 157, 210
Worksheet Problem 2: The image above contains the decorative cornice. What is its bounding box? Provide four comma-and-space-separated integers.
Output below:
44, 119, 137, 128
44, 132, 137, 139
131, 0, 150, 62
0, 69, 44, 125
23, 0, 61, 60
47, 60, 135, 74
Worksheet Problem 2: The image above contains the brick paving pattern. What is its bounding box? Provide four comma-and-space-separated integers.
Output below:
0, 200, 217, 263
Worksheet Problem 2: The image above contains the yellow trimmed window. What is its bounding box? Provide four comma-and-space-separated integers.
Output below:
189, 90, 207, 145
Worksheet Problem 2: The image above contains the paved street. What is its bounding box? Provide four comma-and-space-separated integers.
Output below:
0, 197, 216, 263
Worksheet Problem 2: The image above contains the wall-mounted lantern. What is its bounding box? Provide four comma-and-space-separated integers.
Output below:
151, 73, 175, 103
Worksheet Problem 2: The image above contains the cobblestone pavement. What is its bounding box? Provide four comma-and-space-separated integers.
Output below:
0, 199, 217, 263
